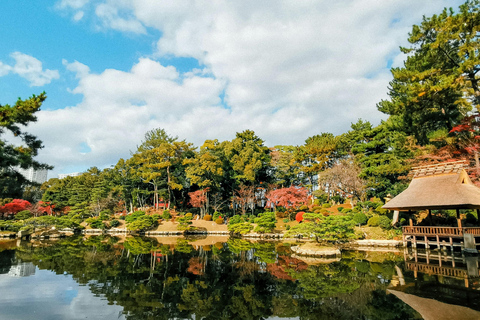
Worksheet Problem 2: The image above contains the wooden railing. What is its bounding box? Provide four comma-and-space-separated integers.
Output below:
406, 262, 469, 278
403, 226, 480, 237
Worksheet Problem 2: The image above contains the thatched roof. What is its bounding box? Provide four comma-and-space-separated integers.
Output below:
387, 289, 480, 320
383, 162, 480, 211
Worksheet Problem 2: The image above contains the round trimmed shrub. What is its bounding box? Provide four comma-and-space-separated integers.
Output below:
204, 214, 212, 221
295, 211, 305, 222
337, 207, 344, 212
367, 216, 381, 227
215, 217, 224, 224
378, 216, 391, 229
322, 203, 331, 208
162, 210, 171, 220
353, 212, 368, 225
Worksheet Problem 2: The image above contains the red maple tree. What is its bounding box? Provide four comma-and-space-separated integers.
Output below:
0, 199, 31, 217
265, 186, 308, 210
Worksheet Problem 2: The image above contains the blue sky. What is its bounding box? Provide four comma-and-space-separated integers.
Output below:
0, 0, 464, 177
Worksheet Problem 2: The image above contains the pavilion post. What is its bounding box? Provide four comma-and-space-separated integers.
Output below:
456, 209, 462, 229
477, 209, 480, 226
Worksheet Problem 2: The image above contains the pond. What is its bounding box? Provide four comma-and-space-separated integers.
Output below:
0, 236, 479, 320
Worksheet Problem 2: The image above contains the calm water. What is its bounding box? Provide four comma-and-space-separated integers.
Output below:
0, 236, 479, 320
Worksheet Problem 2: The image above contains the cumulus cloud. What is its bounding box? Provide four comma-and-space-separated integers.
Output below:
30, 58, 224, 175
0, 52, 60, 87
42, 0, 462, 175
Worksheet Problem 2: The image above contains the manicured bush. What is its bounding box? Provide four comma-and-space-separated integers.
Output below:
215, 217, 224, 224
204, 214, 212, 221
343, 208, 352, 213
110, 219, 120, 228
295, 211, 305, 222
15, 210, 33, 220
378, 216, 392, 229
125, 211, 146, 223
285, 225, 290, 230
322, 203, 331, 208
337, 207, 344, 212
228, 215, 242, 225
162, 210, 171, 220
228, 222, 253, 234
353, 212, 368, 225
213, 211, 221, 220
283, 218, 290, 223
127, 215, 155, 231
254, 212, 276, 233
367, 216, 381, 227
185, 212, 193, 219
299, 205, 309, 211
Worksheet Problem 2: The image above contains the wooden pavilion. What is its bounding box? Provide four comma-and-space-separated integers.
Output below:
383, 161, 480, 252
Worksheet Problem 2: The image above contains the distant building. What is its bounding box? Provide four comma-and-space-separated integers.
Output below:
8, 262, 36, 277
58, 172, 82, 179
16, 167, 48, 184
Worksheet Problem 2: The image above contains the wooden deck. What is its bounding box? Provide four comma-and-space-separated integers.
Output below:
402, 226, 480, 251
403, 226, 480, 237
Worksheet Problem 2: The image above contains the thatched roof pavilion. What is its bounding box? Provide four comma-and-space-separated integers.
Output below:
383, 161, 480, 211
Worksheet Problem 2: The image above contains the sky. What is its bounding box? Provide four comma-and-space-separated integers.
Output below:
0, 0, 465, 178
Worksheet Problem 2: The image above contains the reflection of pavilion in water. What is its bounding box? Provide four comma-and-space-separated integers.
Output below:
387, 248, 480, 320
8, 262, 36, 277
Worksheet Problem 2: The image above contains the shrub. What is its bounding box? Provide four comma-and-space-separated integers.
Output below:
127, 215, 155, 231
185, 212, 193, 219
353, 212, 368, 225
254, 212, 276, 233
162, 210, 171, 220
322, 203, 331, 208
152, 214, 161, 221
213, 211, 221, 220
228, 215, 242, 225
215, 217, 224, 224
378, 216, 391, 229
177, 214, 194, 231
367, 216, 381, 227
204, 214, 212, 221
110, 219, 120, 228
337, 207, 344, 212
15, 210, 33, 220
125, 211, 146, 223
343, 208, 352, 213
285, 225, 290, 230
295, 211, 305, 222
312, 206, 322, 211
283, 218, 290, 223
228, 222, 253, 234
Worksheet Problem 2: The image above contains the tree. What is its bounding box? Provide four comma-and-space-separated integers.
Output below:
378, 1, 480, 144
188, 189, 208, 217
296, 133, 338, 191
285, 213, 355, 243
224, 130, 271, 185
0, 199, 31, 217
233, 184, 256, 216
133, 128, 194, 209
0, 93, 52, 198
318, 159, 366, 206
264, 186, 308, 211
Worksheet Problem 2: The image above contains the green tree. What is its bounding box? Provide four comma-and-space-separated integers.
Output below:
378, 1, 480, 144
0, 93, 52, 198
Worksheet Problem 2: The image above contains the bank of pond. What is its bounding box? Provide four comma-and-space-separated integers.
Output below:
0, 235, 479, 319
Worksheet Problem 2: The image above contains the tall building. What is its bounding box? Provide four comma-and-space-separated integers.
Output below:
58, 172, 82, 179
16, 167, 48, 184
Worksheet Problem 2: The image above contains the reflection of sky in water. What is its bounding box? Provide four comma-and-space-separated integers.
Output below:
0, 266, 124, 320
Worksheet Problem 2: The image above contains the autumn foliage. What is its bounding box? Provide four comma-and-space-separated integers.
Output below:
0, 199, 31, 216
295, 211, 305, 222
265, 186, 308, 210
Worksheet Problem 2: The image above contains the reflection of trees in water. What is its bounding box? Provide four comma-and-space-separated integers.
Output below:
8, 236, 419, 319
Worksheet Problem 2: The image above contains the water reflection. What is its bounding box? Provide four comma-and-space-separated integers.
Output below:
0, 236, 478, 319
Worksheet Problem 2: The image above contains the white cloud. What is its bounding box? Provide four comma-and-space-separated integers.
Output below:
30, 58, 224, 175
0, 52, 60, 87
56, 0, 90, 10
42, 0, 463, 175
